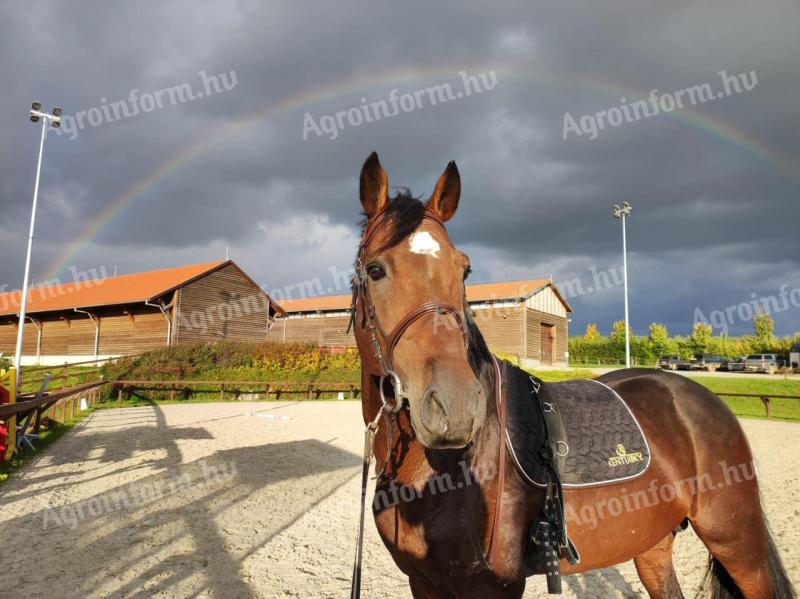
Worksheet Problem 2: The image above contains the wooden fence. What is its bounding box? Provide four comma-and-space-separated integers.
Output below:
17, 355, 122, 392
113, 379, 361, 402
716, 393, 800, 418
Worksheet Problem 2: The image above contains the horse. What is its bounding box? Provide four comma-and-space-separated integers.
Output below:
349, 152, 795, 599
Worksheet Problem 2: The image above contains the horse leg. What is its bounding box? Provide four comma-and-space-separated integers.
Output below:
689, 469, 791, 599
633, 532, 684, 599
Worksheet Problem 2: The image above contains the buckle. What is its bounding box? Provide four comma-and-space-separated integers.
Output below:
554, 441, 569, 457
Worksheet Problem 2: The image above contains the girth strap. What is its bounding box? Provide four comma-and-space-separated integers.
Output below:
485, 356, 508, 566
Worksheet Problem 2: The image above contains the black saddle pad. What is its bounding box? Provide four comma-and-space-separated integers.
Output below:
504, 366, 651, 488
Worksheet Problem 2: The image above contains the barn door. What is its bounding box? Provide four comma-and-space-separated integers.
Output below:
540, 324, 554, 365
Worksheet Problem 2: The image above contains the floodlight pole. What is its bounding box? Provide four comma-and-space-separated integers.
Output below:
613, 202, 633, 369
14, 105, 60, 386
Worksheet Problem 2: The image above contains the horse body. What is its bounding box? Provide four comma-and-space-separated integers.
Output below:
351, 153, 794, 599
367, 365, 786, 598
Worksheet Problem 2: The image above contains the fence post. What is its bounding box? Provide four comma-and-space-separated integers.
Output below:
760, 396, 771, 419
219, 383, 224, 401
62, 363, 68, 390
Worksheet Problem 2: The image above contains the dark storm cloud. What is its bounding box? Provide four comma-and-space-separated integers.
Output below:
0, 0, 798, 335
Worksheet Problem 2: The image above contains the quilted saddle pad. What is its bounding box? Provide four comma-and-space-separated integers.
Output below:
504, 367, 651, 488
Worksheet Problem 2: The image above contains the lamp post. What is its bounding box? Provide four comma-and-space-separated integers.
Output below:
613, 202, 632, 368
14, 102, 62, 385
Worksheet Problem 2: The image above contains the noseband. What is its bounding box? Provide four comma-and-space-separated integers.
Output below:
349, 207, 469, 413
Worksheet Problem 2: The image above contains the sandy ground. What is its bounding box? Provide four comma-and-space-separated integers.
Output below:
1, 401, 797, 598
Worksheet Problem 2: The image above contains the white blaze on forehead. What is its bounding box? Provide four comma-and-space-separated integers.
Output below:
408, 231, 441, 257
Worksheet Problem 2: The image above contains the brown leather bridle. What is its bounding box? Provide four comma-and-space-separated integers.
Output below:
349, 207, 507, 598
349, 206, 469, 413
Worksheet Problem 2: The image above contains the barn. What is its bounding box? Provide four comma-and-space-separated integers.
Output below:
0, 260, 286, 365
277, 279, 573, 367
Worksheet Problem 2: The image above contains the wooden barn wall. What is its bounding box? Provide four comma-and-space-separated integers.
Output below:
525, 286, 568, 318
0, 321, 38, 355
0, 307, 168, 357
97, 311, 168, 354
470, 307, 524, 357
525, 308, 568, 364
273, 304, 568, 364
175, 264, 270, 345
277, 309, 526, 355
276, 315, 355, 346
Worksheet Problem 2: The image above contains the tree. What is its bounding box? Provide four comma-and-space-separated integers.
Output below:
584, 323, 601, 342
611, 320, 630, 345
753, 310, 775, 350
648, 322, 670, 357
690, 322, 713, 355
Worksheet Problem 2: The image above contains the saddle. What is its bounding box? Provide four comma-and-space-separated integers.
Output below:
497, 360, 650, 593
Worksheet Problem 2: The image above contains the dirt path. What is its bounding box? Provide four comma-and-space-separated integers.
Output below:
0, 402, 796, 598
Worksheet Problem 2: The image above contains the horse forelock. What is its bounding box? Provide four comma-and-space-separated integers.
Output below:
357, 188, 427, 253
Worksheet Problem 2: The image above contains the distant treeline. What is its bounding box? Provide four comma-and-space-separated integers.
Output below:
568, 317, 799, 366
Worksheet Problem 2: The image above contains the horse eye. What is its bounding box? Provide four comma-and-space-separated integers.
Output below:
463, 265, 472, 281
367, 264, 386, 281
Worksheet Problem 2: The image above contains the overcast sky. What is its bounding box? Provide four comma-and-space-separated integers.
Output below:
1, 1, 798, 336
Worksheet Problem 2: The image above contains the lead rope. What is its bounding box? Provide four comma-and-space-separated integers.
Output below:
350, 405, 388, 599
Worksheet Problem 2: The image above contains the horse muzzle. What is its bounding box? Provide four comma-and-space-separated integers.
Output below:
412, 379, 485, 449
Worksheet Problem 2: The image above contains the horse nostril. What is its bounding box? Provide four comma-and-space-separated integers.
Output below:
421, 389, 448, 436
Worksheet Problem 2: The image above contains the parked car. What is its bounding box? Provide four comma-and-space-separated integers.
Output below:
658, 355, 681, 370
723, 356, 747, 372
790, 344, 800, 370
676, 356, 696, 370
691, 354, 726, 372
743, 354, 785, 374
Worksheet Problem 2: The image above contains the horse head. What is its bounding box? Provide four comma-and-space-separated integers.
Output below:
352, 152, 487, 449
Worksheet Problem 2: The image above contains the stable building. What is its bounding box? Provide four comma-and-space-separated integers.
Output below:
0, 260, 286, 365
278, 279, 572, 367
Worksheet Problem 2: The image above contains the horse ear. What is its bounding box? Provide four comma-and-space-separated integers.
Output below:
427, 161, 461, 222
359, 152, 389, 218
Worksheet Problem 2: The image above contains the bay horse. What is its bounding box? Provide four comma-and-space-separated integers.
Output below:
350, 152, 794, 598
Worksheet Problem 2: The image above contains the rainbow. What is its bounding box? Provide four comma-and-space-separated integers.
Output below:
42, 64, 797, 280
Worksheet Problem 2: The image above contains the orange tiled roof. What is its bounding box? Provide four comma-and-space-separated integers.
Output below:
279, 279, 570, 314
0, 260, 242, 317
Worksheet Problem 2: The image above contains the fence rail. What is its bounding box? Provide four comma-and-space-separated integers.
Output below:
0, 382, 105, 419
113, 379, 361, 401
17, 355, 132, 391
716, 393, 800, 418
